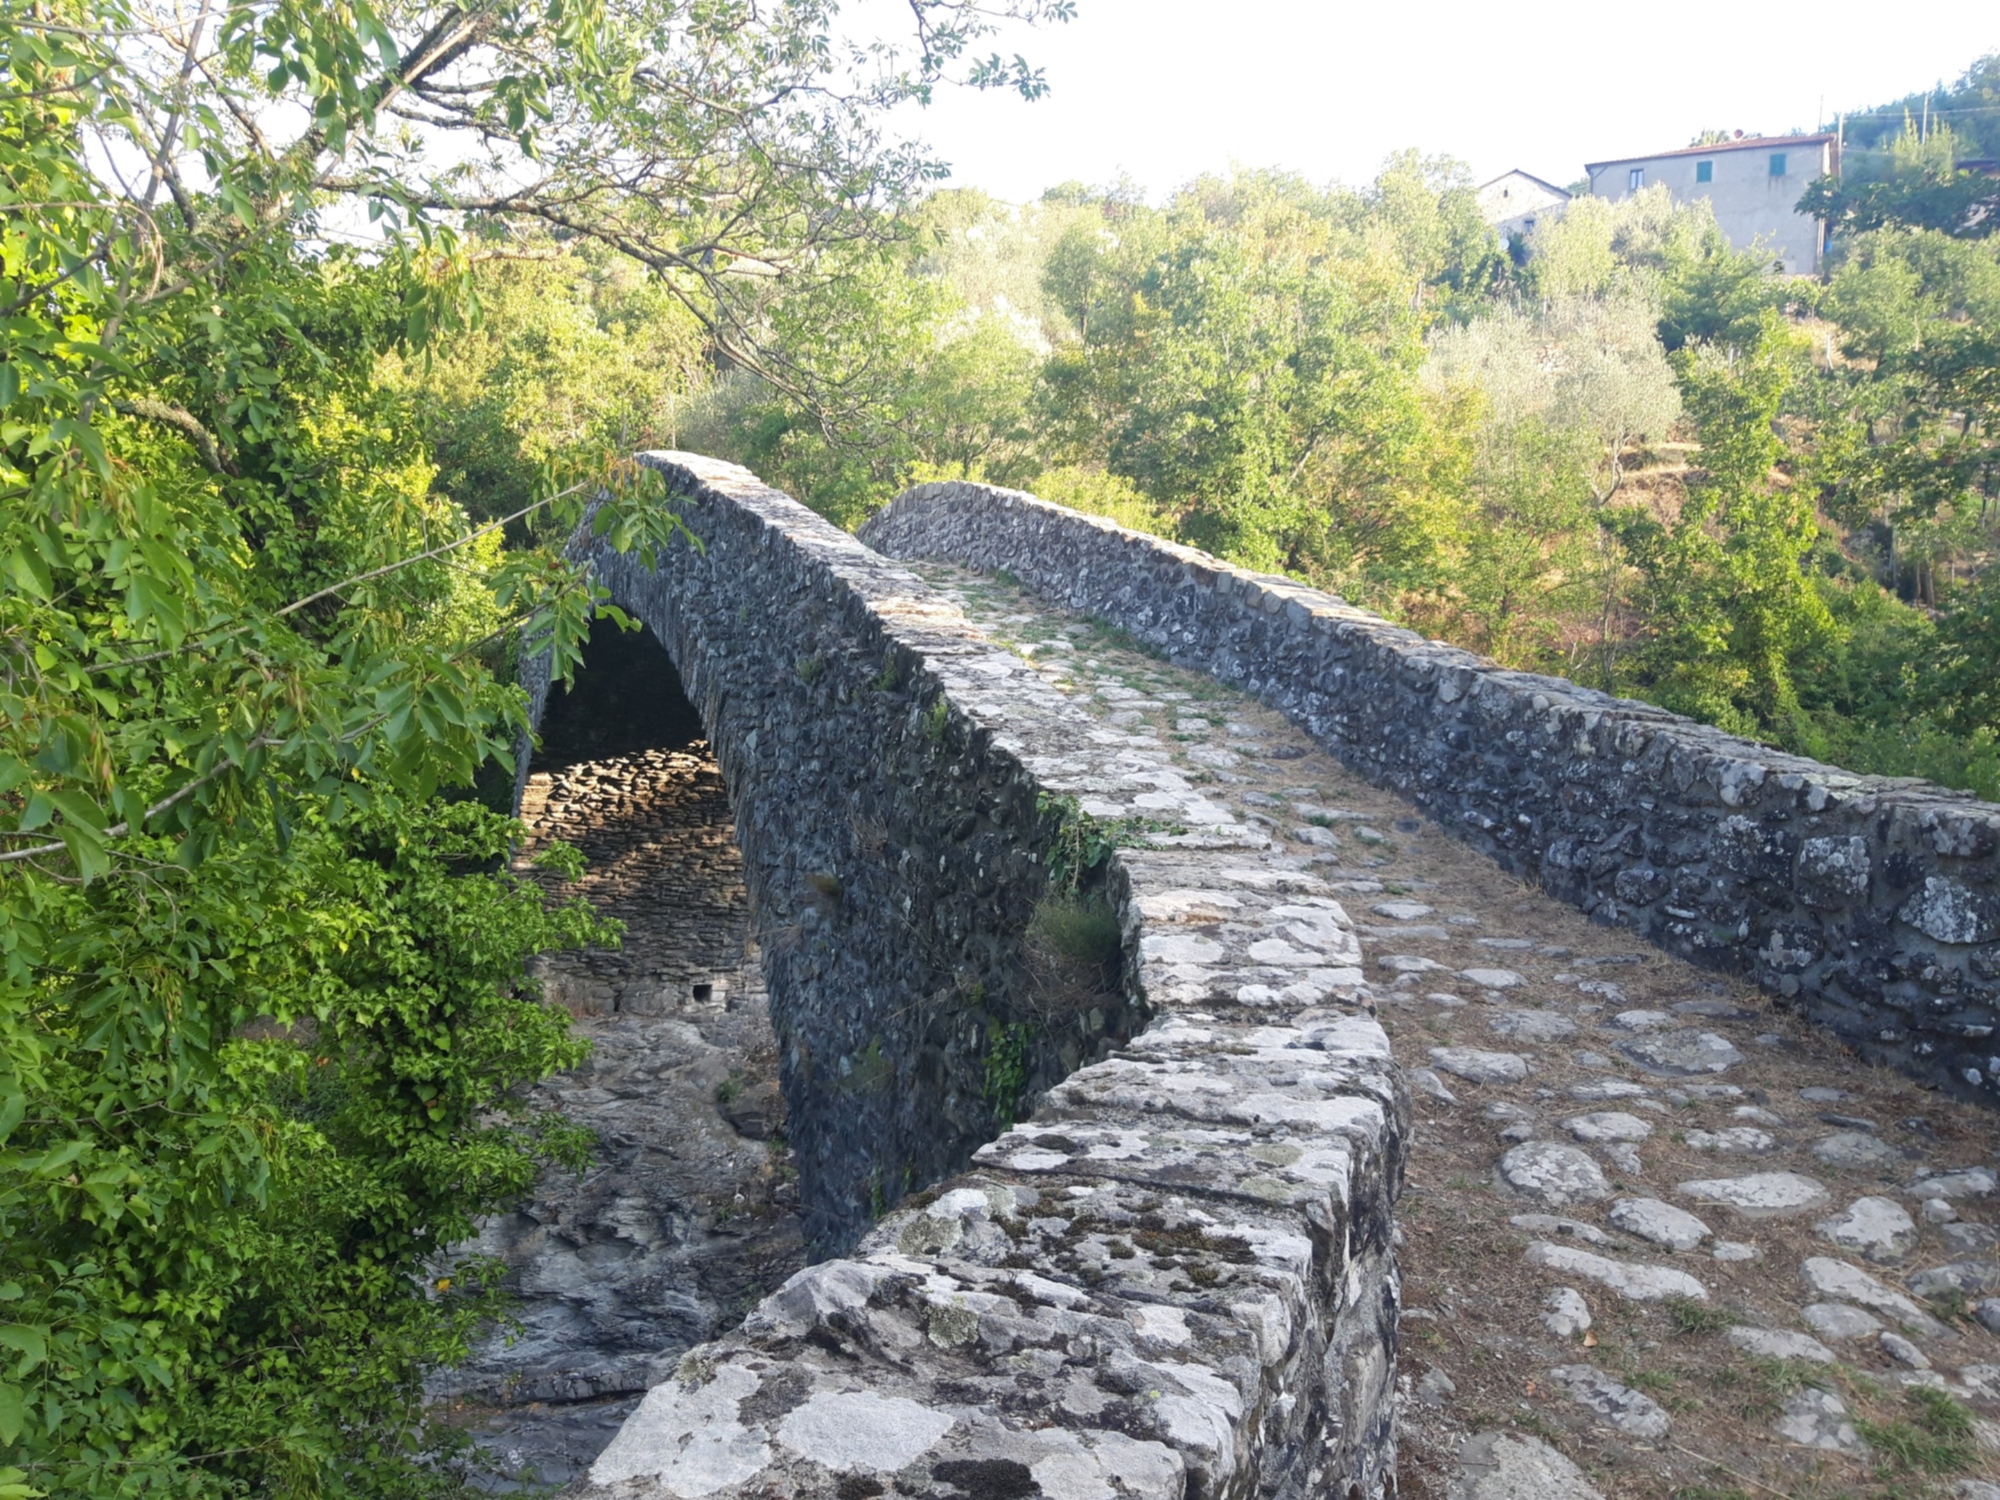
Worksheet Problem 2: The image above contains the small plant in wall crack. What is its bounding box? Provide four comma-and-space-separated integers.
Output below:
795, 653, 826, 684
921, 696, 951, 743
984, 1020, 1033, 1125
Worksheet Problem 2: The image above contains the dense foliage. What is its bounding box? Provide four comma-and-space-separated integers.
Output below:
684, 107, 1999, 800
0, 0, 1066, 1492
6, 3, 1999, 1487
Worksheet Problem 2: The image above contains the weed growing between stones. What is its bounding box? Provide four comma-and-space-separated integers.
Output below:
921, 696, 951, 742
983, 1021, 1032, 1125
1666, 1298, 1736, 1337
1853, 1387, 1977, 1475
1028, 896, 1122, 968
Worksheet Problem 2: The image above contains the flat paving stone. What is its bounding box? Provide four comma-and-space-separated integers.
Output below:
1429, 1047, 1528, 1084
1606, 1009, 1674, 1031
1524, 1242, 1708, 1301
1383, 953, 1446, 973
1684, 1127, 1778, 1155
1773, 1389, 1862, 1451
1608, 1197, 1711, 1251
1724, 1327, 1837, 1364
1617, 1029, 1744, 1076
1451, 1432, 1606, 1500
1911, 1166, 1999, 1200
1815, 1196, 1918, 1264
1811, 1131, 1908, 1171
1549, 1365, 1670, 1439
1800, 1256, 1947, 1335
1802, 1302, 1885, 1341
1906, 1258, 2000, 1299
1564, 1112, 1653, 1144
1498, 1142, 1611, 1207
1677, 1171, 1831, 1217
1567, 1078, 1649, 1101
1372, 901, 1434, 921
1460, 967, 1525, 990
1486, 1009, 1577, 1042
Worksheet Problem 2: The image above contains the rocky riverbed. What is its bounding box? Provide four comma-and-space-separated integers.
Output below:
433, 655, 805, 1490
917, 562, 2000, 1500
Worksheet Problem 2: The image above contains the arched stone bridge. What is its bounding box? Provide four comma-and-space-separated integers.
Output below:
524, 454, 2000, 1500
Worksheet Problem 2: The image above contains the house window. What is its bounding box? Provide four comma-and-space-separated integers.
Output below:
1695, 160, 1713, 183
1769, 153, 1787, 177
1628, 167, 1645, 191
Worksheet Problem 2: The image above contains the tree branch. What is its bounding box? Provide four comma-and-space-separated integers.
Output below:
111, 397, 236, 474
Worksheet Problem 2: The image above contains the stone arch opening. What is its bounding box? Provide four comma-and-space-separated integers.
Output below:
533, 612, 703, 770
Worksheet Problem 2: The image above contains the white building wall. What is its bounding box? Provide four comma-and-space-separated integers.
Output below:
1587, 138, 1835, 274
1477, 172, 1570, 244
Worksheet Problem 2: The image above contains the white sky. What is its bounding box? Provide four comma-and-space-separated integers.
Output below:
874, 0, 2000, 201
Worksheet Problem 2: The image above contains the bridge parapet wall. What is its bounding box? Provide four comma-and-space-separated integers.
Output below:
861, 481, 2000, 1101
542, 455, 1405, 1500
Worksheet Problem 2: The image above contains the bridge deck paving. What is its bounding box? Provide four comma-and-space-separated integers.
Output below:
916, 561, 2000, 1500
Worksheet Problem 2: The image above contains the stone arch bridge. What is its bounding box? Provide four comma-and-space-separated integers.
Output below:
501, 454, 2000, 1500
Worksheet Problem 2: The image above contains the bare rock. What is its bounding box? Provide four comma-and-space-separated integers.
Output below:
1565, 1112, 1653, 1144
1524, 1242, 1708, 1302
1488, 1010, 1578, 1043
1881, 1331, 1932, 1370
1801, 1302, 1884, 1341
1684, 1127, 1777, 1155
1549, 1365, 1670, 1439
1811, 1131, 1908, 1172
1911, 1167, 1999, 1201
1608, 1197, 1711, 1252
1430, 1047, 1528, 1084
1568, 1078, 1649, 1101
1800, 1256, 1947, 1336
1724, 1327, 1836, 1364
1500, 1142, 1611, 1207
1815, 1196, 1918, 1263
1450, 1432, 1604, 1500
1542, 1287, 1592, 1339
1617, 1029, 1742, 1077
1773, 1389, 1862, 1451
1906, 1259, 2000, 1299
1677, 1172, 1831, 1217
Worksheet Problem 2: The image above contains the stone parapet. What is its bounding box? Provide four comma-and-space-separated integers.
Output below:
534, 456, 1405, 1500
860, 481, 2000, 1102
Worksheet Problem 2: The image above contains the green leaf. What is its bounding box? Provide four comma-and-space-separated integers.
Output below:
0, 1388, 22, 1447
0, 1327, 46, 1376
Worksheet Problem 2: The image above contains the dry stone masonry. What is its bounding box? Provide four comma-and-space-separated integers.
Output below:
508, 460, 2000, 1497
910, 563, 2000, 1496
860, 481, 2000, 1105
526, 456, 1409, 1500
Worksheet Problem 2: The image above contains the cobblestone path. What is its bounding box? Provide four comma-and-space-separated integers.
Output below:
919, 562, 2000, 1500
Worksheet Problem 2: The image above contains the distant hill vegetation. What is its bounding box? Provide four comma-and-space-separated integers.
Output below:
1835, 52, 2000, 165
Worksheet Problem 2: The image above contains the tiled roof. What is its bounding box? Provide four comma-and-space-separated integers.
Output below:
1586, 133, 1836, 170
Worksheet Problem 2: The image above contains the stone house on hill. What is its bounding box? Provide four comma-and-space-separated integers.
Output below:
1585, 132, 1840, 274
1476, 169, 1572, 244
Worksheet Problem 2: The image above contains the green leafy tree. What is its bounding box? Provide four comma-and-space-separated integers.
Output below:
0, 0, 1066, 1490
1621, 315, 1834, 731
